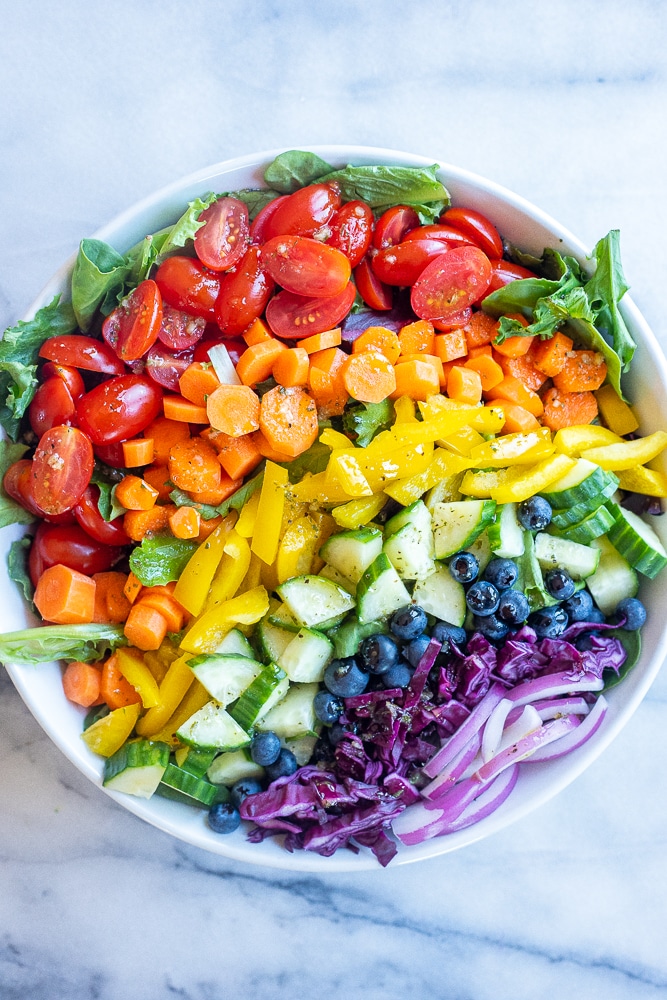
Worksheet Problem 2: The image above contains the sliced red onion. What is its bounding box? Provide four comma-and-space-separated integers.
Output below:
421, 730, 482, 800
526, 695, 608, 763
506, 671, 604, 706
475, 714, 580, 783
421, 682, 507, 779
481, 697, 514, 763
531, 696, 591, 722
208, 343, 241, 385
497, 705, 542, 754
425, 764, 520, 839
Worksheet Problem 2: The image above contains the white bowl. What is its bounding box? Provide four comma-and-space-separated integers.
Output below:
4, 146, 667, 871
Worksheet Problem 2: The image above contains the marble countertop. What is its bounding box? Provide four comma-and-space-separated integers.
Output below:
3, 3, 667, 997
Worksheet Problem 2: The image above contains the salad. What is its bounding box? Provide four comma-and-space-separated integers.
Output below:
1, 149, 666, 867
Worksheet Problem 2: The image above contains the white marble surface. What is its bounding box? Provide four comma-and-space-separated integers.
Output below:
2, 2, 667, 997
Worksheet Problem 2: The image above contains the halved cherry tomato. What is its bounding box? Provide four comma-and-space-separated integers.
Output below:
31, 426, 94, 516
194, 197, 250, 272
214, 246, 275, 337
265, 282, 356, 340
402, 223, 476, 248
371, 239, 449, 286
326, 200, 373, 268
73, 485, 130, 547
441, 207, 504, 260
101, 279, 163, 362
353, 256, 393, 311
372, 205, 420, 250
485, 259, 537, 295
194, 337, 244, 366
157, 304, 206, 351
262, 183, 341, 239
29, 377, 77, 437
39, 335, 126, 375
154, 256, 222, 320
250, 195, 289, 244
433, 308, 473, 331
94, 442, 128, 469
40, 362, 85, 400
29, 522, 124, 587
4, 459, 75, 522
261, 236, 351, 298
411, 246, 493, 322
76, 374, 163, 446
145, 343, 195, 392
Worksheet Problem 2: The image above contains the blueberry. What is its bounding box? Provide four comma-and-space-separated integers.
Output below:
449, 551, 479, 584
544, 568, 576, 601
390, 605, 428, 641
265, 748, 298, 782
381, 659, 414, 689
465, 580, 500, 617
324, 657, 369, 698
562, 588, 595, 622
616, 597, 647, 630
250, 730, 281, 766
404, 634, 432, 667
483, 558, 518, 591
587, 607, 606, 624
329, 720, 359, 746
473, 612, 510, 641
528, 605, 568, 638
518, 496, 552, 531
230, 778, 264, 807
313, 690, 344, 724
208, 801, 241, 834
497, 588, 530, 625
431, 622, 467, 649
358, 633, 400, 674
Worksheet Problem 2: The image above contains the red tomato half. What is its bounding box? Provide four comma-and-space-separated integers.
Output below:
250, 195, 289, 244
39, 335, 125, 375
194, 197, 250, 272
4, 459, 75, 522
261, 236, 351, 298
40, 362, 85, 400
214, 246, 275, 337
326, 200, 373, 268
154, 256, 222, 320
262, 183, 341, 239
371, 240, 449, 287
102, 279, 163, 362
485, 259, 537, 295
145, 343, 195, 392
29, 522, 124, 587
31, 425, 94, 516
372, 205, 420, 250
73, 485, 130, 546
440, 207, 504, 260
353, 256, 393, 311
265, 282, 356, 340
157, 304, 207, 351
29, 377, 77, 437
76, 374, 163, 445
403, 224, 476, 248
411, 246, 493, 322
433, 308, 473, 331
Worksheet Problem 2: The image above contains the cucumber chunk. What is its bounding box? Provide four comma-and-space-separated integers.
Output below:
156, 762, 219, 807
320, 527, 383, 583
534, 532, 600, 580
431, 500, 497, 559
206, 749, 265, 786
229, 663, 289, 731
256, 682, 319, 738
487, 503, 525, 559
256, 618, 294, 662
383, 522, 436, 581
103, 740, 170, 798
277, 574, 356, 629
586, 536, 639, 615
214, 628, 255, 658
549, 503, 617, 545
607, 506, 667, 578
187, 653, 263, 707
384, 499, 432, 538
330, 617, 388, 659
176, 702, 251, 751
174, 745, 217, 778
356, 552, 412, 624
277, 627, 333, 683
539, 460, 619, 508
411, 564, 466, 627
550, 476, 620, 527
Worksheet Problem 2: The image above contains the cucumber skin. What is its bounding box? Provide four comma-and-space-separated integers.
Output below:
540, 465, 619, 509
607, 507, 667, 578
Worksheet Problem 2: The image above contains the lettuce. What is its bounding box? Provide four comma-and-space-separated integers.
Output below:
128, 532, 198, 587
0, 440, 35, 526
0, 623, 126, 665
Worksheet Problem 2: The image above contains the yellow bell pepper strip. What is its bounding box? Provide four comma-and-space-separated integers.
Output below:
238, 552, 264, 594
115, 647, 161, 708
319, 427, 352, 450
581, 430, 667, 471
383, 448, 472, 506
179, 586, 269, 655
172, 515, 235, 617
616, 465, 667, 497
135, 654, 195, 737
326, 451, 374, 497
345, 440, 434, 491
148, 678, 211, 747
331, 493, 387, 529
205, 532, 252, 609
490, 454, 578, 504
307, 510, 337, 572
419, 396, 506, 436
251, 461, 289, 564
468, 427, 555, 468
82, 703, 142, 757
393, 396, 417, 423
459, 467, 520, 499
553, 424, 624, 456
235, 490, 261, 538
441, 426, 485, 456
277, 514, 322, 583
595, 383, 640, 436
288, 471, 353, 505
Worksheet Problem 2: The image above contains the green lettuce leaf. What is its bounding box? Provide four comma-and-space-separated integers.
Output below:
71, 239, 131, 330
169, 487, 220, 521
282, 441, 331, 483
0, 623, 127, 665
216, 469, 265, 518
264, 150, 334, 193
600, 627, 642, 690
151, 193, 218, 265
342, 398, 395, 448
7, 536, 34, 608
89, 463, 127, 522
0, 440, 35, 526
128, 532, 198, 587
319, 164, 450, 210
584, 230, 635, 372
516, 532, 557, 612
225, 187, 281, 220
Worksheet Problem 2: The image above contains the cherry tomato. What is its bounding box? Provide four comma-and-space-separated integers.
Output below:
4, 459, 76, 522
194, 337, 244, 366
485, 259, 537, 295
101, 279, 163, 361
145, 343, 195, 392
39, 335, 126, 375
94, 442, 128, 468
261, 235, 351, 298
214, 246, 275, 337
262, 183, 341, 239
433, 308, 473, 331
31, 425, 94, 516
194, 197, 250, 272
40, 362, 85, 400
76, 374, 163, 446
250, 195, 290, 244
73, 485, 130, 546
28, 377, 77, 437
157, 304, 206, 351
326, 200, 373, 268
154, 256, 222, 320
411, 246, 493, 322
440, 207, 504, 260
265, 282, 356, 340
371, 239, 449, 287
29, 522, 124, 587
372, 205, 420, 250
402, 223, 476, 248
353, 256, 393, 311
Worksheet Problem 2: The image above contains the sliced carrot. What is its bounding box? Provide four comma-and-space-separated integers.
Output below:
531, 331, 574, 376
309, 346, 347, 379
137, 586, 187, 632
168, 505, 201, 539
541, 387, 598, 430
101, 653, 141, 709
352, 327, 401, 365
243, 317, 273, 346
259, 385, 319, 459
92, 571, 131, 624
236, 340, 288, 387
398, 353, 445, 387
434, 329, 468, 363
496, 353, 547, 392
62, 661, 103, 708
484, 375, 544, 416
168, 438, 222, 494
34, 564, 96, 625
212, 431, 263, 480
206, 384, 261, 437
114, 474, 159, 511
468, 343, 493, 358
552, 350, 608, 392
123, 602, 169, 651
252, 428, 299, 463
341, 350, 396, 403
123, 505, 177, 542
123, 571, 143, 605
492, 314, 533, 358
190, 471, 242, 505
272, 347, 310, 388
463, 311, 498, 349
142, 464, 172, 502
307, 366, 348, 417
391, 359, 441, 401
178, 361, 221, 407
163, 395, 209, 424
398, 319, 435, 356
496, 401, 541, 434
122, 438, 154, 467
463, 353, 504, 391
143, 416, 190, 464
447, 366, 483, 405
298, 327, 342, 354
196, 514, 223, 540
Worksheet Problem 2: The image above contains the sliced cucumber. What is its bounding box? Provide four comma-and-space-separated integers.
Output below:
534, 532, 600, 580
277, 574, 356, 629
283, 734, 319, 766
384, 499, 432, 538
550, 478, 620, 527
229, 663, 289, 731
356, 552, 412, 624
383, 522, 435, 581
318, 562, 357, 595
187, 653, 263, 707
411, 564, 466, 627
206, 748, 265, 786
156, 762, 218, 807
487, 503, 525, 559
539, 459, 619, 508
423, 472, 464, 510
176, 702, 251, 752
267, 602, 301, 632
431, 499, 497, 559
174, 745, 217, 777
467, 529, 493, 573
277, 627, 333, 683
256, 618, 294, 663
319, 527, 383, 583
103, 740, 170, 798
586, 536, 638, 615
330, 617, 388, 659
214, 628, 255, 658
549, 503, 617, 545
607, 506, 667, 578
256, 682, 319, 739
